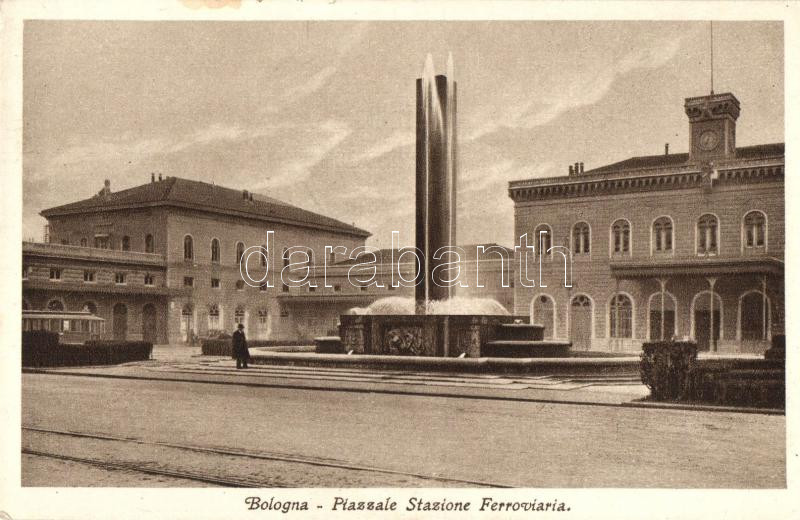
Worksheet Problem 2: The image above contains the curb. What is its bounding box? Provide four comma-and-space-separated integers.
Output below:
620, 400, 784, 415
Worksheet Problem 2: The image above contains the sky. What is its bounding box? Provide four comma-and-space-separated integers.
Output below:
22, 21, 784, 248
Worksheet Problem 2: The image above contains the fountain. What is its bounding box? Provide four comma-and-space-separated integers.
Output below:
334, 54, 571, 358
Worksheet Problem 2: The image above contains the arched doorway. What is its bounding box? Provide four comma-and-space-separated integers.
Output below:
692, 291, 722, 351
739, 291, 770, 341
180, 305, 194, 343
112, 303, 128, 340
256, 308, 271, 340
648, 292, 677, 340
570, 295, 593, 350
532, 295, 555, 339
142, 303, 157, 343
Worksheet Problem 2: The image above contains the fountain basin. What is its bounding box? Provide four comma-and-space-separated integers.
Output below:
482, 340, 572, 358
340, 314, 523, 357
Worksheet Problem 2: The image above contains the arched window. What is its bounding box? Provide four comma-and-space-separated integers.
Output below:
652, 217, 673, 253
234, 306, 246, 326
83, 301, 98, 315
282, 247, 290, 268
236, 242, 245, 264
80, 237, 88, 247
611, 219, 630, 254
647, 291, 677, 340
211, 238, 220, 263
531, 294, 556, 339
47, 299, 64, 311
534, 224, 552, 256
22, 299, 30, 311
121, 236, 130, 251
183, 235, 193, 260
743, 211, 766, 249
208, 304, 220, 330
697, 214, 719, 255
145, 234, 154, 253
261, 244, 268, 267
609, 294, 633, 338
573, 222, 590, 255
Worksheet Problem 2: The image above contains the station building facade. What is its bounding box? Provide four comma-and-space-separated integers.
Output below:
25, 176, 371, 344
509, 92, 784, 354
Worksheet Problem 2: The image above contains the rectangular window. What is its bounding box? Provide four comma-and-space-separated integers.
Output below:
360, 284, 367, 292
211, 278, 220, 288
282, 283, 289, 293
49, 268, 61, 280
334, 284, 341, 292
308, 286, 316, 292
259, 283, 268, 292
144, 274, 154, 286
83, 270, 95, 283
235, 280, 244, 290
23, 265, 29, 280
115, 272, 125, 284
280, 306, 289, 318
184, 277, 194, 287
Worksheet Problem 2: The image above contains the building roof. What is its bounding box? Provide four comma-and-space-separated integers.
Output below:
40, 176, 371, 238
582, 143, 784, 176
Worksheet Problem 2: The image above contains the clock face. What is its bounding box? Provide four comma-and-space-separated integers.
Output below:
699, 130, 719, 151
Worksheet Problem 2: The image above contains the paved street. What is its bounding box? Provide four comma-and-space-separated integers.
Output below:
22, 371, 785, 488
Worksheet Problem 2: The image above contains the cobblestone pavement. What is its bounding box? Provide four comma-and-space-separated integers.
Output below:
22, 373, 785, 488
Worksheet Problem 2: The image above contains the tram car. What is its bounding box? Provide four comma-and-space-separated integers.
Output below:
22, 310, 105, 344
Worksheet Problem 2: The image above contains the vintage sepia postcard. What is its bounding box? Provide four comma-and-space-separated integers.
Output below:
1, 1, 798, 519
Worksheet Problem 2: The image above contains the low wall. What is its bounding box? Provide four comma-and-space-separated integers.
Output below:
339, 314, 521, 357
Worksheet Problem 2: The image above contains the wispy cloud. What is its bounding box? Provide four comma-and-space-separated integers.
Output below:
283, 22, 370, 104
352, 130, 415, 163
252, 119, 352, 189
468, 35, 686, 140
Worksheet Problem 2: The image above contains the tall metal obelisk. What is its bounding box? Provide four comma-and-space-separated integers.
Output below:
415, 53, 457, 313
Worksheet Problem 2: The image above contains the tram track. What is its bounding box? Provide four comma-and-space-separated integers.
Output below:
22, 426, 511, 488
22, 448, 262, 487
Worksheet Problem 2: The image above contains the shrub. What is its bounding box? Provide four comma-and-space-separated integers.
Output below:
22, 335, 152, 367
205, 329, 232, 339
22, 331, 61, 367
200, 338, 313, 356
640, 341, 698, 401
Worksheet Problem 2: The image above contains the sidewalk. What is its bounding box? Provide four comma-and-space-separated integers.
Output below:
25, 350, 649, 407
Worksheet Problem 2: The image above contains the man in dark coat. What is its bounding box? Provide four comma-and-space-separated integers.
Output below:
232, 323, 250, 369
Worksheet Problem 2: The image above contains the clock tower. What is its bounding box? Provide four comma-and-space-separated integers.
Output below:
684, 92, 740, 163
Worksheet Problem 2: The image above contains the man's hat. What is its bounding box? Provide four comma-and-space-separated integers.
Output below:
237, 323, 244, 329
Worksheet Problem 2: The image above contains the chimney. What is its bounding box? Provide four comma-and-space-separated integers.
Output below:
569, 165, 574, 175
665, 143, 669, 156
249, 193, 254, 202
579, 162, 584, 174
242, 189, 249, 201
574, 162, 579, 175
99, 179, 111, 196
158, 173, 163, 181
151, 173, 155, 183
